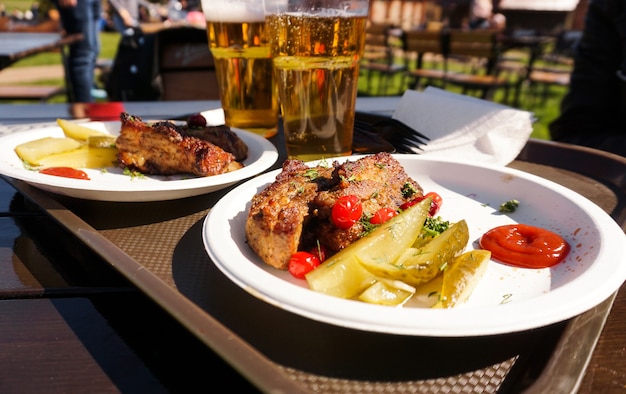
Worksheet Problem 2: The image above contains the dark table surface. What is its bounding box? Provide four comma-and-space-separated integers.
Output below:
0, 100, 625, 393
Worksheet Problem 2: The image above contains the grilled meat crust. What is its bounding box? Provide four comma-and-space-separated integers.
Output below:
308, 153, 423, 253
116, 113, 243, 176
246, 152, 424, 270
246, 159, 336, 270
184, 125, 248, 162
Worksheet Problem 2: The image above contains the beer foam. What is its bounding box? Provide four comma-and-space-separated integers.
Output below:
203, 2, 265, 22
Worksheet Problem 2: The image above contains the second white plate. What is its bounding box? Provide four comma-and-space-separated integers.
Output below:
0, 121, 278, 202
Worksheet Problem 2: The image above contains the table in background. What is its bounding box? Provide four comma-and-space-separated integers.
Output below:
0, 99, 624, 393
0, 32, 83, 102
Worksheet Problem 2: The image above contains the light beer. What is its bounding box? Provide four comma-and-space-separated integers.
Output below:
206, 19, 278, 138
267, 13, 367, 160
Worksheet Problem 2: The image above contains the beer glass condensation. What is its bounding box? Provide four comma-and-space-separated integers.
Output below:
201, 0, 278, 138
264, 0, 369, 161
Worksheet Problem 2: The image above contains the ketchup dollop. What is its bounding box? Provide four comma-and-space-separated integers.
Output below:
39, 167, 90, 180
479, 224, 570, 268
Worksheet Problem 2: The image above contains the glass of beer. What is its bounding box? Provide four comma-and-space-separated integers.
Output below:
264, 0, 369, 161
201, 0, 278, 138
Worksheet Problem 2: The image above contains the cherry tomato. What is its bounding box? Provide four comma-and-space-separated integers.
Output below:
288, 251, 321, 279
187, 113, 207, 128
479, 224, 570, 268
370, 207, 398, 224
309, 244, 328, 262
39, 167, 90, 180
331, 195, 363, 229
400, 191, 442, 216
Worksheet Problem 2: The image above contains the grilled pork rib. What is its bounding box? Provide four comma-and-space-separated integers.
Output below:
116, 113, 243, 176
246, 153, 424, 270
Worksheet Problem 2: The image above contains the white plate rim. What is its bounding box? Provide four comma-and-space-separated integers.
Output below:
202, 154, 626, 337
0, 121, 278, 202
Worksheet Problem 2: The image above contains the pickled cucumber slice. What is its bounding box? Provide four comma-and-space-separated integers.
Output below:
358, 279, 416, 306
434, 249, 491, 308
358, 220, 469, 287
14, 137, 83, 166
88, 135, 117, 148
57, 118, 108, 141
38, 145, 118, 169
305, 199, 430, 299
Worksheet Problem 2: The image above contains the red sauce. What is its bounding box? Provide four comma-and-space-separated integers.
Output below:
40, 167, 90, 180
479, 224, 570, 268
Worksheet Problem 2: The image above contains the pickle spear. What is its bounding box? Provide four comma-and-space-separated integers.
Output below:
357, 219, 470, 286
305, 198, 430, 299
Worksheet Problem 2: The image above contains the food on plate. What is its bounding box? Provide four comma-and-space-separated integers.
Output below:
14, 137, 83, 166
35, 145, 118, 169
434, 249, 491, 308
245, 152, 424, 270
115, 112, 244, 176
184, 123, 248, 162
14, 113, 249, 179
305, 198, 432, 298
57, 118, 109, 141
357, 219, 469, 287
245, 153, 490, 308
479, 224, 570, 268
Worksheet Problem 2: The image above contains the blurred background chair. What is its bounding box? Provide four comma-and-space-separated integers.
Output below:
403, 28, 448, 90
524, 29, 581, 105
359, 23, 406, 96
155, 26, 220, 101
443, 29, 522, 104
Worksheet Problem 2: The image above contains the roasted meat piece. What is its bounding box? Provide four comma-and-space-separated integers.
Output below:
308, 153, 423, 253
184, 124, 248, 162
116, 113, 243, 176
246, 159, 336, 270
246, 152, 424, 270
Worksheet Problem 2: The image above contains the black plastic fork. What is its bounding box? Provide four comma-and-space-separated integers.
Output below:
352, 112, 430, 154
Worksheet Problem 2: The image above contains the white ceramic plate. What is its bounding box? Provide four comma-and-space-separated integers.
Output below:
0, 121, 278, 202
203, 155, 626, 337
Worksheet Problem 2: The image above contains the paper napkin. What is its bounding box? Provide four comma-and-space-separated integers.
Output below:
392, 87, 534, 166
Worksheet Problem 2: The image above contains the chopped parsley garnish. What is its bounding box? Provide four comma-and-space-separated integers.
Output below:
422, 216, 450, 237
401, 182, 418, 198
303, 169, 319, 180
499, 199, 520, 213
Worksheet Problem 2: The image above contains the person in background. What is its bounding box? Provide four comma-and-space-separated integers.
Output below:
107, 0, 165, 35
548, 0, 626, 157
468, 0, 493, 29
51, 0, 101, 103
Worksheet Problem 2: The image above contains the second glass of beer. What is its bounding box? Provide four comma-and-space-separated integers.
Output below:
201, 0, 278, 138
264, 0, 369, 161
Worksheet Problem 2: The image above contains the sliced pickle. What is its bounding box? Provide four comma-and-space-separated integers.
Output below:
358, 279, 416, 306
434, 249, 491, 308
57, 118, 108, 141
87, 135, 117, 148
38, 145, 118, 169
358, 219, 469, 287
14, 137, 83, 166
305, 199, 430, 299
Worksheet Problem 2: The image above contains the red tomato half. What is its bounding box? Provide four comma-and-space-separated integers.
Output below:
400, 191, 442, 216
288, 251, 321, 279
479, 224, 570, 268
370, 207, 398, 224
331, 195, 363, 229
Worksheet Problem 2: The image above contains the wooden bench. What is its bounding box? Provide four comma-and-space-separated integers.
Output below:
0, 85, 65, 102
